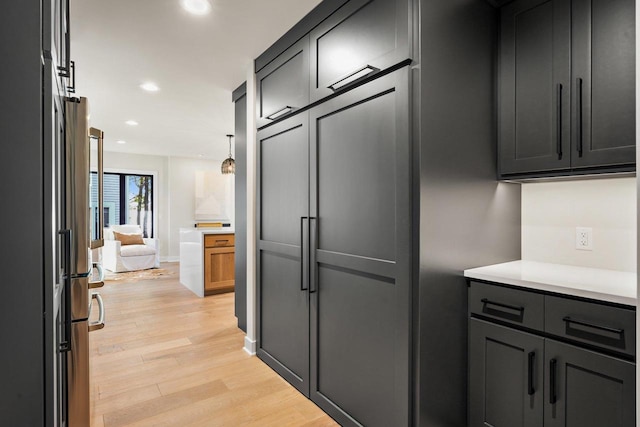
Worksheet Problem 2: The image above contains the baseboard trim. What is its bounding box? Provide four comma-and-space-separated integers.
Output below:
161, 256, 180, 263
243, 336, 257, 356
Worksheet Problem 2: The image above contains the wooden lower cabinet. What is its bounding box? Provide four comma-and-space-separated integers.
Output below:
204, 234, 235, 295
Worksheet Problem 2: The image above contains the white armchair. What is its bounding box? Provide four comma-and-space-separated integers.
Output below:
102, 225, 160, 272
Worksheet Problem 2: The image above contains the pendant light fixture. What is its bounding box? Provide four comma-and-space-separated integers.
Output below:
221, 134, 235, 174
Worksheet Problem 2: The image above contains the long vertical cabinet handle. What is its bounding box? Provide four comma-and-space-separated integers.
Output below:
301, 217, 309, 291
59, 229, 72, 353
556, 84, 563, 159
57, 0, 71, 78
549, 358, 558, 404
309, 218, 318, 294
576, 78, 583, 157
90, 127, 105, 248
527, 351, 535, 395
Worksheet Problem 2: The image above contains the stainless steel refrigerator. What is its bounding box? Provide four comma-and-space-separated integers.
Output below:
59, 96, 106, 426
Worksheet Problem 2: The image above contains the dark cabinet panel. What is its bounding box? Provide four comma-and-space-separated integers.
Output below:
233, 85, 247, 332
469, 281, 544, 330
309, 0, 410, 102
499, 0, 571, 175
544, 340, 636, 427
470, 319, 544, 427
571, 0, 636, 169
256, 36, 309, 129
499, 0, 635, 178
545, 295, 636, 357
256, 113, 310, 396
469, 282, 637, 427
308, 68, 411, 427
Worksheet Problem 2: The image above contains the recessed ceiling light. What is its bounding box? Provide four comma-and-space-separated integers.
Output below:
140, 82, 160, 92
116, 140, 127, 145
197, 154, 204, 158
125, 120, 138, 126
180, 0, 211, 15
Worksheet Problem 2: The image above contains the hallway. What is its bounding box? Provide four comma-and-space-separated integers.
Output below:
90, 263, 337, 427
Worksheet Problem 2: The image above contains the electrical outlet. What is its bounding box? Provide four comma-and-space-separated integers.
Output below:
575, 227, 593, 251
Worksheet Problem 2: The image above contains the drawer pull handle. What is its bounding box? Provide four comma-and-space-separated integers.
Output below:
562, 316, 624, 338
527, 351, 535, 395
481, 298, 524, 314
266, 106, 293, 120
215, 239, 229, 244
549, 358, 557, 404
327, 65, 379, 91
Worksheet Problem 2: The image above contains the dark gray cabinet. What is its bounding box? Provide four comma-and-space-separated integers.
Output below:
544, 340, 635, 427
470, 319, 544, 427
309, 0, 410, 102
256, 112, 310, 396
308, 68, 411, 427
499, 0, 635, 178
256, 36, 309, 129
254, 1, 524, 426
499, 0, 571, 175
232, 83, 247, 332
257, 68, 411, 427
469, 281, 636, 427
570, 0, 636, 169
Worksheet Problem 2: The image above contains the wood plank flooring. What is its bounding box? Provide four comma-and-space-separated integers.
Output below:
90, 262, 337, 427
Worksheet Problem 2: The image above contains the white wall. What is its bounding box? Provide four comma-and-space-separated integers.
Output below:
103, 152, 234, 261
167, 156, 234, 259
522, 177, 637, 272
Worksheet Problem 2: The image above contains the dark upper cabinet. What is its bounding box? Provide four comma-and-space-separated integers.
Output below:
544, 340, 635, 427
499, 0, 571, 175
470, 318, 544, 427
499, 0, 635, 178
309, 0, 410, 102
571, 0, 636, 169
256, 36, 309, 129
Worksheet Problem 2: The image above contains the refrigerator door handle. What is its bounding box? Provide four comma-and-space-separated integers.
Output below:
89, 262, 104, 289
88, 292, 105, 332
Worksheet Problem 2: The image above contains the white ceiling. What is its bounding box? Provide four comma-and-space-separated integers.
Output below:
70, 0, 321, 159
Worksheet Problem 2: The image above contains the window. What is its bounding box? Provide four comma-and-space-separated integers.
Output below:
91, 172, 154, 237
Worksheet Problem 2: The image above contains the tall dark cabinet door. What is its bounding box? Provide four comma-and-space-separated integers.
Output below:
469, 319, 544, 427
571, 0, 635, 169
499, 0, 571, 176
308, 68, 411, 427
544, 340, 636, 427
256, 112, 310, 396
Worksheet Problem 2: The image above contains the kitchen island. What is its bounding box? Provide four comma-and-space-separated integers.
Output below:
179, 227, 235, 297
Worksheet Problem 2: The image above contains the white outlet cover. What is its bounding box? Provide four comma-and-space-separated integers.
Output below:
575, 227, 593, 251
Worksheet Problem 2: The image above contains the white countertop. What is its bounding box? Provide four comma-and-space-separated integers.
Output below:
464, 260, 637, 306
180, 227, 234, 235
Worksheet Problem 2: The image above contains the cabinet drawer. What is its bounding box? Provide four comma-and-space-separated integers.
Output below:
469, 281, 544, 331
309, 0, 410, 102
545, 296, 636, 357
256, 36, 309, 129
204, 234, 235, 248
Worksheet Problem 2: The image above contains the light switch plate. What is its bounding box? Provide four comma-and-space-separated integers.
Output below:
575, 227, 593, 251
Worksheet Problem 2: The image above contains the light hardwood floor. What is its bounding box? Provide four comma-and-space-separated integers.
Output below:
90, 263, 338, 427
